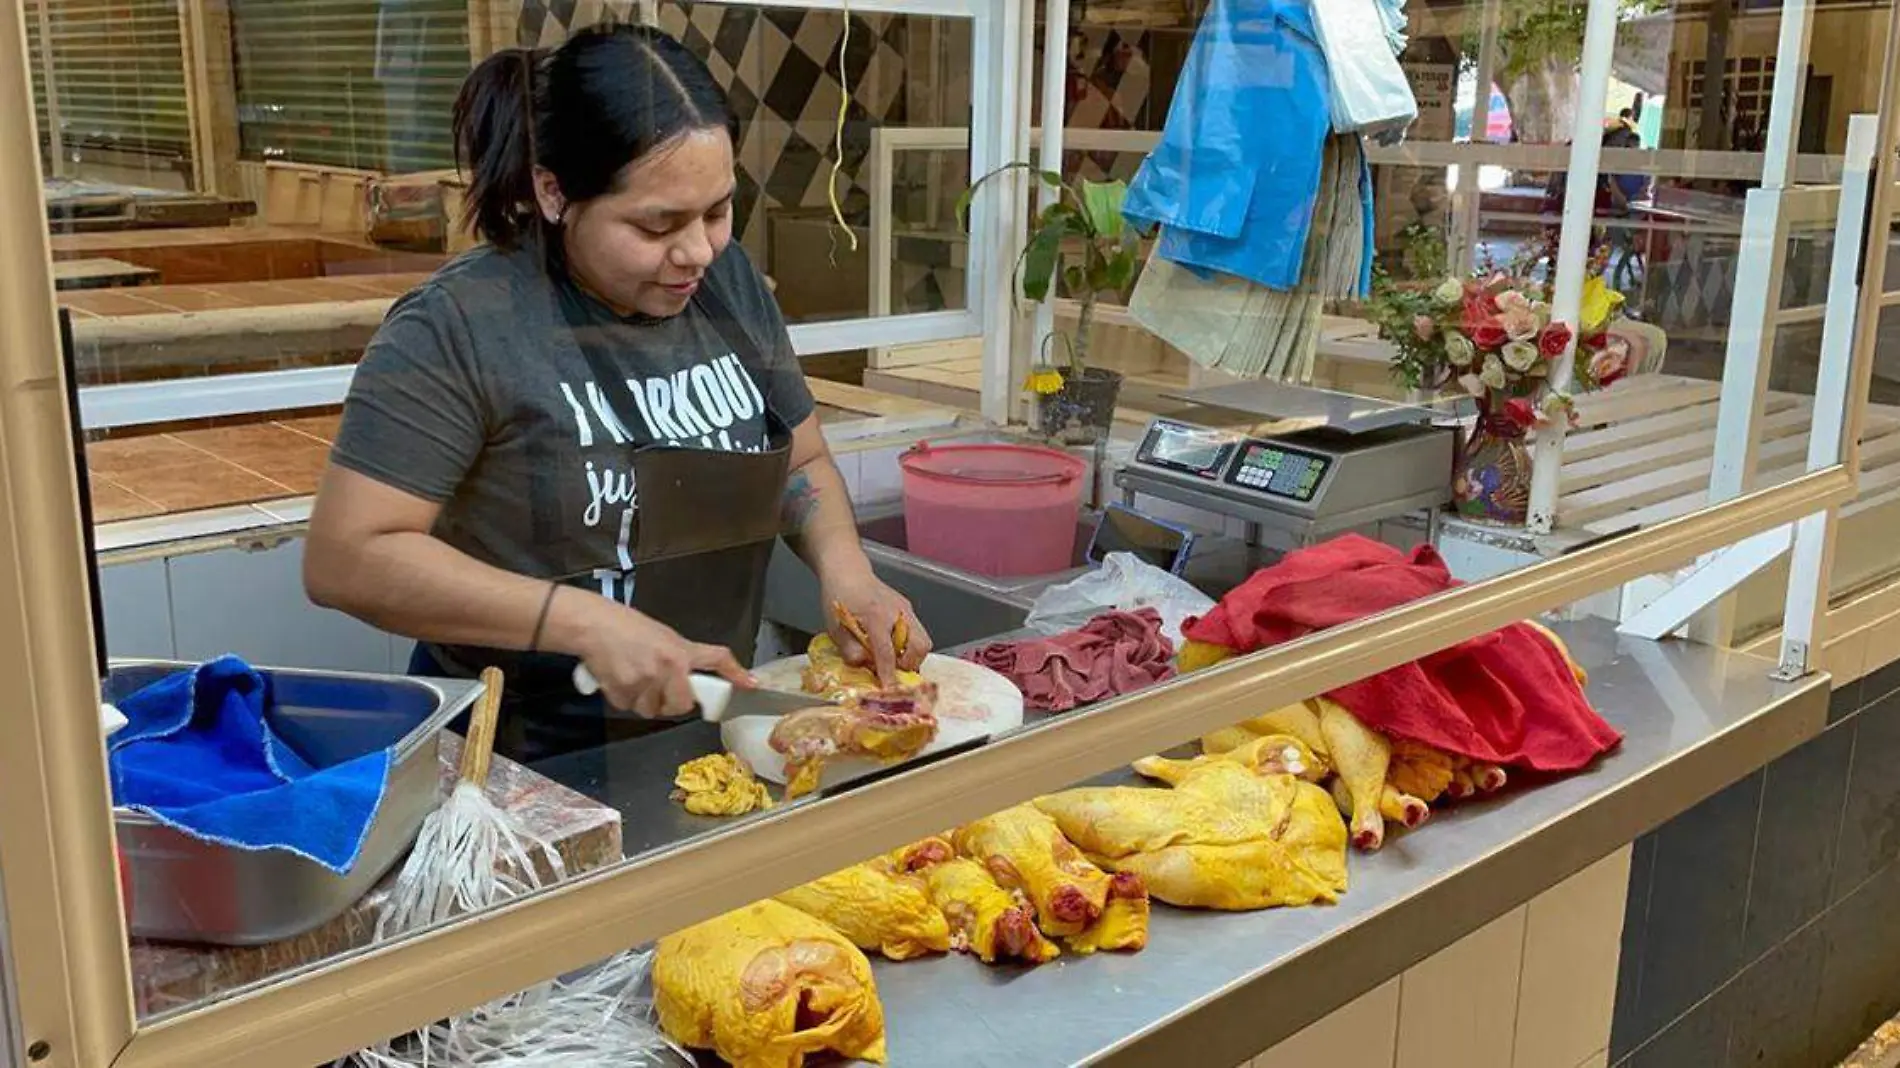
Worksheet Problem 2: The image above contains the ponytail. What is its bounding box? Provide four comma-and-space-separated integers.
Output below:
452, 47, 546, 250
450, 27, 736, 254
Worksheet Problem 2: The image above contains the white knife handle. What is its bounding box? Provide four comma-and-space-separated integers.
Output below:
571, 665, 733, 720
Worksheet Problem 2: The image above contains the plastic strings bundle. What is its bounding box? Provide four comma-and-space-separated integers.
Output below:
344, 669, 686, 1067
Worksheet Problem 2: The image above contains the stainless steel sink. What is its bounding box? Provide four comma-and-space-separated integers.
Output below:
762, 506, 1101, 651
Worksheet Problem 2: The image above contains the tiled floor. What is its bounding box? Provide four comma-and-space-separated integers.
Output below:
86, 414, 341, 522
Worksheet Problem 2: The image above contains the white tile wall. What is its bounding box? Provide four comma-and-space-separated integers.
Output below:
1397, 907, 1529, 1068
1244, 847, 1633, 1068
1512, 848, 1633, 1068
1252, 978, 1401, 1068
99, 557, 176, 660
166, 539, 395, 674
857, 446, 905, 504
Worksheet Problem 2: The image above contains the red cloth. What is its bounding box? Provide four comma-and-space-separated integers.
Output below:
1182, 535, 1620, 771
967, 608, 1176, 713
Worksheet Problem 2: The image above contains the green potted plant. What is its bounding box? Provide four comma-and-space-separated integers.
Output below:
960, 166, 1145, 444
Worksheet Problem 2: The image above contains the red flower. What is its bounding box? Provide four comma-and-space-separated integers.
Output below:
1503, 397, 1537, 430
1538, 322, 1574, 358
1471, 319, 1508, 350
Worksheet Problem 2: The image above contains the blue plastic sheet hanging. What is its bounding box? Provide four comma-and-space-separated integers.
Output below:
1120, 0, 1335, 293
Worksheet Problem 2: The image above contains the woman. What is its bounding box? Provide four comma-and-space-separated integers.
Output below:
305, 25, 930, 762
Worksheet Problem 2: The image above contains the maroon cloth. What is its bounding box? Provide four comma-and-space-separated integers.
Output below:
967, 608, 1176, 713
1182, 535, 1621, 772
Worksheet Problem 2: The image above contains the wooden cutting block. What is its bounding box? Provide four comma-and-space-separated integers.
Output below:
127, 739, 624, 1018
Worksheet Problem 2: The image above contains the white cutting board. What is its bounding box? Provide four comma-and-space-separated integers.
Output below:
722, 653, 1025, 791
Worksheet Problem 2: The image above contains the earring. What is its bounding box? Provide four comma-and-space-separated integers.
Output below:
547, 203, 565, 225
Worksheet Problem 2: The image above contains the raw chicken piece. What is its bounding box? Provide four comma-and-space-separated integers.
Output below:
775, 862, 951, 961
1039, 760, 1348, 910
1200, 701, 1333, 779
954, 805, 1113, 937
769, 688, 940, 799
1315, 697, 1392, 851
672, 753, 774, 816
654, 900, 886, 1068
882, 835, 956, 873
1137, 733, 1325, 785
1065, 872, 1150, 954
1387, 739, 1456, 804
1177, 638, 1240, 674
802, 632, 926, 701
918, 856, 1060, 964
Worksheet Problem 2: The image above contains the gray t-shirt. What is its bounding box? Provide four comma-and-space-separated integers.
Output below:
331, 241, 815, 618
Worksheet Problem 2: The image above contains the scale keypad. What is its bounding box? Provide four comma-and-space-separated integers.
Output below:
1228, 442, 1329, 502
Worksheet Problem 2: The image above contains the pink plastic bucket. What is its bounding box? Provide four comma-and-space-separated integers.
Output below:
900, 443, 1087, 578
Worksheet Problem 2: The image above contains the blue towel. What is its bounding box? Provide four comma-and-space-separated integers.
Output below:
109, 656, 392, 876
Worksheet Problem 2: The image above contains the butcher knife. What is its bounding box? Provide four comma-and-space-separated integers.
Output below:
571, 665, 840, 722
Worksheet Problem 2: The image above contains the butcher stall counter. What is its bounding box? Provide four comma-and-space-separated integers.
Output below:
532, 618, 1826, 1068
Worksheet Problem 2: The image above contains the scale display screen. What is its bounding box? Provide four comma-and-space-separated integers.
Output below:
1228, 441, 1330, 502
1141, 422, 1231, 476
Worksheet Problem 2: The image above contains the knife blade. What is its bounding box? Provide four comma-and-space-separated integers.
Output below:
571, 666, 840, 722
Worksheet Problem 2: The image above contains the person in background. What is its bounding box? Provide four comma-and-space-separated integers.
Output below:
305, 25, 930, 762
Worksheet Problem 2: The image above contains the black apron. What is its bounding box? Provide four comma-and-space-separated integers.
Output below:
411, 271, 793, 764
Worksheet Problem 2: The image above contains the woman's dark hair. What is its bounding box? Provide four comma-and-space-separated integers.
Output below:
451, 25, 737, 250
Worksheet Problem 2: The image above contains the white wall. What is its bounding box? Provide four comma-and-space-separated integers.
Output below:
1247, 847, 1632, 1068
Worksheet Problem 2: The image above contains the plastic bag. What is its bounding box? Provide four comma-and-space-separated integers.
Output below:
1311, 0, 1417, 140
1026, 552, 1216, 649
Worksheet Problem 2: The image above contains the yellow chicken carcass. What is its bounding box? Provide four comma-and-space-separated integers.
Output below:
1039, 760, 1348, 910
1137, 733, 1325, 785
775, 861, 951, 962
654, 900, 886, 1068
954, 805, 1115, 938
1314, 697, 1394, 851
672, 753, 774, 816
1064, 872, 1150, 954
802, 603, 926, 700
1386, 739, 1456, 805
1177, 638, 1240, 674
917, 856, 1060, 964
1200, 702, 1333, 779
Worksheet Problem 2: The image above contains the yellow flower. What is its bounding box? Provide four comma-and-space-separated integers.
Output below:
1025, 368, 1066, 395
1580, 276, 1626, 333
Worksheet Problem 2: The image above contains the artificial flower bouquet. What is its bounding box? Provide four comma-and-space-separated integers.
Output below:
1369, 252, 1654, 523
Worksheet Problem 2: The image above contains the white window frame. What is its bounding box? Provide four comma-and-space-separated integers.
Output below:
73, 0, 1021, 432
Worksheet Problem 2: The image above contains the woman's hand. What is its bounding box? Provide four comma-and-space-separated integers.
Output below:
823, 564, 932, 686
558, 591, 753, 718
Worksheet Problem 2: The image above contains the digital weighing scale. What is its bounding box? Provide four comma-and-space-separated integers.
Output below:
1115, 381, 1459, 549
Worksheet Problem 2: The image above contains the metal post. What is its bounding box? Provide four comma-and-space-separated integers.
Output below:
978, 0, 1030, 423
1525, 0, 1619, 535
1034, 0, 1071, 391
1691, 0, 1817, 645
32, 0, 64, 177
1456, 0, 1502, 274
1780, 12, 1900, 678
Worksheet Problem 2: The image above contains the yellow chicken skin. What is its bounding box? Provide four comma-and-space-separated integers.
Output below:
654, 900, 886, 1068
1064, 872, 1150, 954
1137, 733, 1325, 785
918, 856, 1061, 964
1314, 697, 1393, 851
672, 753, 774, 816
1177, 638, 1240, 674
1041, 761, 1348, 910
954, 805, 1114, 938
1200, 702, 1334, 779
775, 863, 952, 962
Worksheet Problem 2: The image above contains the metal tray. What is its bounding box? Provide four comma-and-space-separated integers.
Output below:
105, 660, 482, 946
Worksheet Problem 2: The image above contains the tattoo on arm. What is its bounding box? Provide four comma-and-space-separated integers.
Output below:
781, 470, 820, 533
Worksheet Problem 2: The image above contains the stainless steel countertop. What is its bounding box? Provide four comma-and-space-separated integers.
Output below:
532, 620, 1827, 1068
